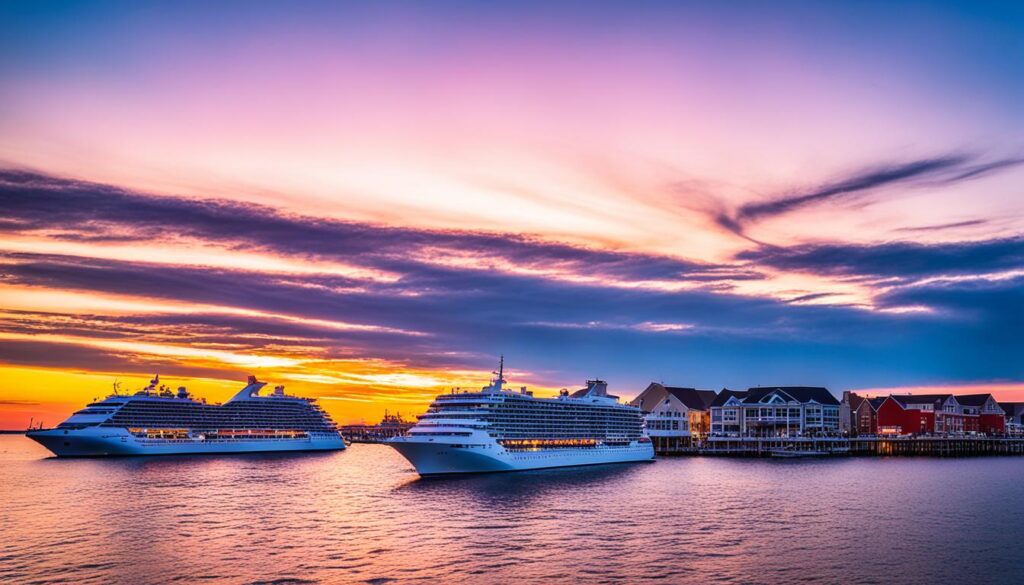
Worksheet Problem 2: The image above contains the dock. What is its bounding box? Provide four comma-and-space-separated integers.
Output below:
340, 410, 414, 443
653, 436, 1024, 457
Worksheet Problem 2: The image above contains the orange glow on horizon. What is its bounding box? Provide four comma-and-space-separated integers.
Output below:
854, 383, 1024, 403
0, 363, 574, 430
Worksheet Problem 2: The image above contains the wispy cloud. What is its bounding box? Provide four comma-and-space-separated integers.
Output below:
0, 169, 759, 287
0, 169, 1021, 398
738, 236, 1024, 280
715, 154, 1024, 236
894, 219, 988, 233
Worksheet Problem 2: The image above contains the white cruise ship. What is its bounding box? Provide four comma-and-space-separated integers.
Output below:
388, 359, 654, 476
26, 375, 346, 457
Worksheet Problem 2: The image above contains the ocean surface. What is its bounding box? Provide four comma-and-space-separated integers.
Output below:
3, 435, 1024, 585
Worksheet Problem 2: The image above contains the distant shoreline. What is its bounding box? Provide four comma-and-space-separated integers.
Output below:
0, 430, 26, 434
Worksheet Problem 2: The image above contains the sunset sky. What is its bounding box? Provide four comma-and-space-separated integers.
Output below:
1, 1, 1022, 428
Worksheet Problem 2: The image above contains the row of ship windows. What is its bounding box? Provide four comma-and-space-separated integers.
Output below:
106, 419, 336, 423
428, 416, 642, 422
108, 424, 335, 429
112, 408, 329, 415
423, 405, 630, 413
104, 424, 337, 430
109, 414, 330, 418
487, 424, 638, 428
112, 409, 329, 416
427, 415, 641, 423
483, 434, 643, 440
107, 415, 332, 418
409, 431, 642, 440
424, 414, 640, 421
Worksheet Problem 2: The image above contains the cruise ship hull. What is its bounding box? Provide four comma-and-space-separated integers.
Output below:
26, 427, 346, 458
389, 437, 654, 476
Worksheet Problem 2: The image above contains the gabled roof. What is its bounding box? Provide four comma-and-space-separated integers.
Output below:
710, 389, 747, 407
890, 394, 951, 408
956, 393, 995, 407
848, 393, 867, 410
851, 395, 884, 413
663, 387, 717, 411
742, 387, 840, 406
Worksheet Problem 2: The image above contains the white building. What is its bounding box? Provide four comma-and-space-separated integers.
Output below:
630, 383, 716, 450
710, 387, 841, 437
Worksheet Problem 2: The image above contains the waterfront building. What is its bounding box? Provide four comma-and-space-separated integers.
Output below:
839, 394, 851, 435
709, 389, 748, 436
867, 398, 886, 430
956, 394, 1006, 434
709, 387, 840, 437
741, 387, 841, 437
630, 383, 716, 450
841, 392, 884, 436
878, 395, 950, 435
1000, 403, 1024, 436
877, 394, 1004, 436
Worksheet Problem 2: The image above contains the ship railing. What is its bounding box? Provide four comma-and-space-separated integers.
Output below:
135, 435, 329, 443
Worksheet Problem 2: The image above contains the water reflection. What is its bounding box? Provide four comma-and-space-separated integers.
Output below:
34, 448, 342, 467
4, 438, 1024, 585
396, 461, 648, 503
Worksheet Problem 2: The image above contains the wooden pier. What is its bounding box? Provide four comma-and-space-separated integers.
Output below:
653, 436, 1024, 457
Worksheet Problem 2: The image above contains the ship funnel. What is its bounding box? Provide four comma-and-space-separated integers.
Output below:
228, 375, 268, 402
177, 386, 188, 399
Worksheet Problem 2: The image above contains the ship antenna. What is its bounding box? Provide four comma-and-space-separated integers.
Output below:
498, 355, 504, 382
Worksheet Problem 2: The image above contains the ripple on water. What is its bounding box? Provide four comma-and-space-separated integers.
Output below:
3, 438, 1024, 584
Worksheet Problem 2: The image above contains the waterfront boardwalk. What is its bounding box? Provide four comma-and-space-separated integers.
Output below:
661, 436, 1024, 457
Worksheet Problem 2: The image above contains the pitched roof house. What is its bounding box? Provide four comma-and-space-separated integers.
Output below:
631, 383, 718, 446
710, 386, 840, 437
842, 391, 882, 436
709, 389, 747, 436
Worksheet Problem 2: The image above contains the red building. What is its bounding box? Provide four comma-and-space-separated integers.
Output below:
877, 395, 940, 435
842, 392, 885, 436
876, 393, 1005, 436
958, 394, 1006, 435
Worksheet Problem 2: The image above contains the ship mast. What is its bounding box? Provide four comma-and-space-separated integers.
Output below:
485, 355, 506, 393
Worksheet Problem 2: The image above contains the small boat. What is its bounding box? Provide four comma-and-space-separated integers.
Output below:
769, 447, 837, 458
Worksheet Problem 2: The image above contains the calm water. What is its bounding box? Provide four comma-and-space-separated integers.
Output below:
2, 436, 1024, 585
